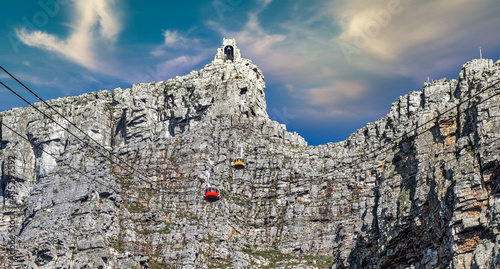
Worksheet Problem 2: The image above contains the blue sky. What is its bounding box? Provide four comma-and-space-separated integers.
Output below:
1, 0, 500, 145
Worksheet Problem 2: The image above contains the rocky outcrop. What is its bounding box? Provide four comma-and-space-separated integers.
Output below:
0, 57, 499, 268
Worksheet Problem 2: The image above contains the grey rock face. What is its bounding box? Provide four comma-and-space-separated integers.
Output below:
0, 57, 499, 268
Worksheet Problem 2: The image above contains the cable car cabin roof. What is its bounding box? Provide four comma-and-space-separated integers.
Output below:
204, 187, 219, 194
204, 187, 219, 202
233, 158, 245, 169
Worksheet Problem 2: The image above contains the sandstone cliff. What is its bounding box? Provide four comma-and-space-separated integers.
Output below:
0, 57, 499, 268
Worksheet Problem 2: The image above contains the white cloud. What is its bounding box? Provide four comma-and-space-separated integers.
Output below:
11, 0, 498, 124
134, 53, 211, 84
92, 0, 121, 42
332, 0, 500, 72
307, 80, 374, 117
163, 30, 188, 47
209, 0, 500, 120
159, 55, 207, 74
209, 1, 348, 115
15, 0, 121, 71
259, 0, 273, 9
209, 11, 294, 78
150, 28, 204, 57
18, 73, 61, 87
0, 72, 60, 89
150, 47, 166, 57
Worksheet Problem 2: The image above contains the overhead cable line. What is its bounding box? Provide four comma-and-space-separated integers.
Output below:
0, 80, 149, 184
0, 66, 153, 183
236, 81, 500, 208
228, 80, 499, 180
2, 65, 499, 207
222, 79, 500, 208
1, 121, 119, 196
0, 121, 168, 208
322, 80, 500, 177
317, 132, 500, 207
237, 79, 499, 192
1, 120, 168, 254
275, 135, 500, 213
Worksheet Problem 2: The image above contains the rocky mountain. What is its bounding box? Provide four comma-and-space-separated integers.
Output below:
1, 49, 500, 268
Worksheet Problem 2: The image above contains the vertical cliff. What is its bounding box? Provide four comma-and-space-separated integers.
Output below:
0, 56, 499, 268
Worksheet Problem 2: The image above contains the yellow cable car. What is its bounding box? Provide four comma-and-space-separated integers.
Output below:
233, 147, 245, 169
233, 158, 245, 169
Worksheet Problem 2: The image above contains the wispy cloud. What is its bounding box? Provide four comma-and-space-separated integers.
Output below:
163, 30, 189, 47
135, 53, 211, 84
150, 27, 204, 57
332, 0, 500, 72
15, 72, 61, 87
210, 0, 500, 120
208, 11, 295, 78
0, 71, 62, 95
140, 26, 215, 83
8, 0, 500, 132
159, 55, 208, 76
15, 0, 121, 71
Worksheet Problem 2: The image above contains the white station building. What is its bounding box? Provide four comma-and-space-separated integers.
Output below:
213, 38, 241, 62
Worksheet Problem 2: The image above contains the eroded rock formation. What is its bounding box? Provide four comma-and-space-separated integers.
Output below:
1, 57, 499, 268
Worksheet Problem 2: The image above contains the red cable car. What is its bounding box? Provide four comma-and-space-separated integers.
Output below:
204, 187, 220, 202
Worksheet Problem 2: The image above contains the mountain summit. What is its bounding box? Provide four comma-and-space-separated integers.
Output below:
1, 40, 500, 268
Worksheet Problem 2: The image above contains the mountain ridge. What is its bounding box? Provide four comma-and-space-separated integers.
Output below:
0, 56, 499, 268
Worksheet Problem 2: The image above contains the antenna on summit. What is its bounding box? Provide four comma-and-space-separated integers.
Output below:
479, 46, 482, 59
